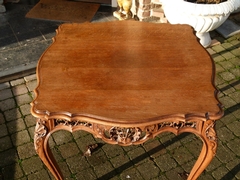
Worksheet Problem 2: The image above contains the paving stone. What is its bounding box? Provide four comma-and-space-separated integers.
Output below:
219, 71, 236, 81
72, 129, 87, 139
217, 126, 235, 143
226, 159, 240, 179
165, 167, 184, 180
0, 148, 17, 167
155, 153, 177, 171
0, 123, 8, 138
58, 142, 80, 159
230, 47, 240, 56
48, 135, 56, 148
26, 80, 37, 92
198, 173, 215, 180
121, 144, 139, 152
230, 39, 240, 46
171, 146, 194, 165
231, 107, 240, 119
221, 42, 236, 50
205, 156, 222, 172
11, 130, 31, 146
217, 82, 236, 96
50, 146, 64, 162
136, 159, 160, 179
230, 68, 240, 78
0, 88, 13, 100
59, 164, 73, 179
24, 114, 36, 127
227, 138, 240, 156
12, 84, 29, 96
0, 82, 10, 90
220, 51, 236, 60
52, 130, 74, 145
10, 78, 25, 86
184, 138, 202, 158
218, 60, 235, 70
7, 118, 26, 134
211, 45, 226, 53
180, 160, 196, 174
160, 133, 182, 151
143, 138, 166, 158
110, 154, 131, 171
0, 98, 16, 111
215, 74, 226, 85
178, 133, 197, 144
0, 113, 5, 124
206, 48, 216, 55
21, 156, 44, 175
220, 112, 238, 125
127, 146, 148, 165
217, 121, 228, 134
15, 94, 32, 106
215, 63, 225, 73
227, 120, 240, 137
87, 148, 108, 166
102, 144, 124, 158
228, 79, 240, 89
66, 155, 90, 173
19, 103, 31, 116
76, 167, 98, 180
94, 160, 117, 179
27, 168, 51, 180
27, 126, 35, 140
0, 136, 12, 152
119, 167, 144, 180
219, 95, 237, 109
212, 53, 225, 62
2, 163, 24, 179
212, 166, 230, 180
229, 56, 240, 67
151, 174, 168, 180
4, 108, 22, 122
24, 74, 37, 82
17, 142, 36, 159
75, 133, 97, 152
216, 142, 235, 163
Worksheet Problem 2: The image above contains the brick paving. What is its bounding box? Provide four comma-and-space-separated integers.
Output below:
0, 1, 240, 180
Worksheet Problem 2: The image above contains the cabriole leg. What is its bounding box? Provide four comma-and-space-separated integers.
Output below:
188, 120, 217, 180
34, 119, 63, 180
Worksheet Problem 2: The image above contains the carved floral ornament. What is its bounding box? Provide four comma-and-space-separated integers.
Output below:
34, 117, 202, 147
205, 120, 217, 155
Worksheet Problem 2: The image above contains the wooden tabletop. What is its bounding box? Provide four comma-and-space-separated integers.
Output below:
31, 21, 222, 125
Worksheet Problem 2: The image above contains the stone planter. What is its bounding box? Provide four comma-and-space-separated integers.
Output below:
161, 0, 240, 47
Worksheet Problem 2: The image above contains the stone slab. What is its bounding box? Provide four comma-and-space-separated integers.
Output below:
216, 19, 240, 38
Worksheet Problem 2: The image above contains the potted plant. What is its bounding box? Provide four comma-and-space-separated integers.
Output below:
161, 0, 240, 47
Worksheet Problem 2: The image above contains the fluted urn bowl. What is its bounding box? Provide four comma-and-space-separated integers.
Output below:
161, 0, 240, 47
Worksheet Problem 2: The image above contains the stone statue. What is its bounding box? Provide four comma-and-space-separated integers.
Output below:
113, 0, 132, 20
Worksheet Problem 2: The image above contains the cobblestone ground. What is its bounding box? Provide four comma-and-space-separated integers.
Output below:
0, 3, 240, 180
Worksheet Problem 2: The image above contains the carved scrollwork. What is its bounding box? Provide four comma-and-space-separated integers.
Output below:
54, 119, 92, 128
145, 121, 197, 134
34, 119, 48, 151
205, 120, 217, 155
159, 121, 197, 129
48, 118, 198, 145
109, 127, 142, 144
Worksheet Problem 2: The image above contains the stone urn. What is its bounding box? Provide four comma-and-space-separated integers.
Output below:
161, 0, 240, 47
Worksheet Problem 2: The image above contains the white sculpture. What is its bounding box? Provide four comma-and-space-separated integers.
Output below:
161, 0, 240, 47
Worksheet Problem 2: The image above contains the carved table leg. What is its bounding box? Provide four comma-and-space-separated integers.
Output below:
34, 119, 63, 180
188, 120, 217, 180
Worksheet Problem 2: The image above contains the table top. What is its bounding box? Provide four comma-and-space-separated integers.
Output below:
31, 21, 223, 125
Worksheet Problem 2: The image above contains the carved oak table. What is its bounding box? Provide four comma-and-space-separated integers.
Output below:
31, 21, 223, 180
